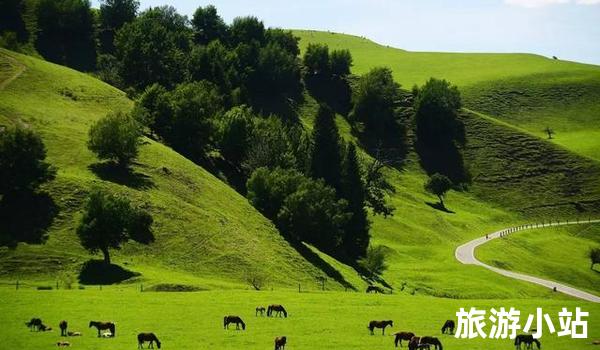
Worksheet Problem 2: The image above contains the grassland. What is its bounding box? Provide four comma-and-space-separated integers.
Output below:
2, 287, 599, 350
294, 30, 600, 160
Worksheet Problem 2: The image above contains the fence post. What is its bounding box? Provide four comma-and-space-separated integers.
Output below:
16, 280, 19, 290
56, 281, 59, 290
140, 284, 143, 292
298, 283, 301, 293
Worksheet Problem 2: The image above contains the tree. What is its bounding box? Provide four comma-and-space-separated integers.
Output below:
76, 189, 152, 265
115, 6, 191, 89
229, 16, 265, 46
219, 105, 255, 164
191, 5, 228, 45
425, 173, 453, 207
246, 167, 306, 220
0, 0, 31, 46
310, 104, 343, 192
303, 43, 330, 76
98, 0, 139, 54
253, 42, 302, 98
341, 143, 370, 259
87, 111, 142, 167
265, 28, 300, 56
330, 49, 352, 77
243, 117, 297, 174
0, 127, 55, 197
358, 245, 388, 278
364, 149, 395, 217
349, 67, 402, 139
590, 248, 600, 270
188, 40, 237, 96
35, 0, 97, 70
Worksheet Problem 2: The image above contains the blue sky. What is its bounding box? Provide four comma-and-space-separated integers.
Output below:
92, 0, 600, 64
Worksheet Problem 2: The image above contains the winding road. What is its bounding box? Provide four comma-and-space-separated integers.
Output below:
455, 219, 600, 303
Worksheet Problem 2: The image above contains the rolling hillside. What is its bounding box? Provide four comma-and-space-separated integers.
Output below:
294, 30, 600, 161
0, 49, 355, 290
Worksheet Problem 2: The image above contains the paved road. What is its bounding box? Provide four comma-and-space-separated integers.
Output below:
455, 219, 600, 303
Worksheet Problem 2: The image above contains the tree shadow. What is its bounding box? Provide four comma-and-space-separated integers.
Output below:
425, 201, 455, 214
89, 162, 154, 190
78, 260, 140, 285
415, 141, 470, 185
0, 192, 57, 248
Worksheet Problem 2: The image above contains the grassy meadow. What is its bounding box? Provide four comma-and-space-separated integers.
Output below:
2, 287, 599, 350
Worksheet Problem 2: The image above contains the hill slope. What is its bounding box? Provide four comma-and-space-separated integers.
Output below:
0, 49, 355, 290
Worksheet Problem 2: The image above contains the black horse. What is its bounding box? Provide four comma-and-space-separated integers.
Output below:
89, 321, 115, 337
267, 304, 288, 318
224, 315, 246, 330
515, 334, 541, 350
368, 320, 393, 335
441, 320, 455, 334
25, 318, 42, 331
420, 336, 443, 350
138, 332, 161, 349
366, 285, 385, 293
59, 320, 68, 337
394, 332, 415, 347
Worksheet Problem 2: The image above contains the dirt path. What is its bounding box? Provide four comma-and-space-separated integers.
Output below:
0, 51, 26, 91
455, 219, 600, 303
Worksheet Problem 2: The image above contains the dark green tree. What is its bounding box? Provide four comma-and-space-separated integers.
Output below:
98, 0, 139, 54
310, 104, 343, 192
87, 111, 142, 167
590, 248, 600, 270
76, 189, 152, 265
425, 173, 453, 208
358, 245, 388, 278
303, 43, 330, 76
219, 105, 255, 164
246, 167, 306, 220
0, 0, 30, 45
254, 42, 302, 97
188, 40, 237, 96
243, 116, 297, 174
114, 6, 191, 89
229, 16, 265, 46
341, 143, 370, 259
0, 127, 55, 197
35, 0, 97, 70
330, 49, 353, 76
265, 28, 300, 56
191, 5, 228, 45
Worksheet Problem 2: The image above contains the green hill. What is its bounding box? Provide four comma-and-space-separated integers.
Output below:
0, 49, 356, 290
294, 30, 600, 161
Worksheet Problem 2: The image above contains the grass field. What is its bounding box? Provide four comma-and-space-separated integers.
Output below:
294, 30, 600, 161
2, 287, 599, 350
477, 224, 600, 296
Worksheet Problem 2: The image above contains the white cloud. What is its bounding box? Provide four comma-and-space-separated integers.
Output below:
505, 0, 600, 7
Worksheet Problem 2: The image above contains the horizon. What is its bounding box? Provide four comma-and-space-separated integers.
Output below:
91, 0, 600, 65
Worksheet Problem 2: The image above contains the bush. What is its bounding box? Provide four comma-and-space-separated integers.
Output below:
88, 111, 141, 167
358, 245, 389, 278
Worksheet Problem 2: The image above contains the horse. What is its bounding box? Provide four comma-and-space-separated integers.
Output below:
67, 331, 81, 337
368, 320, 393, 335
224, 315, 246, 330
408, 336, 421, 350
39, 324, 52, 332
137, 332, 161, 349
256, 306, 266, 316
394, 332, 415, 347
89, 321, 115, 337
59, 320, 68, 337
26, 318, 43, 331
56, 341, 70, 347
420, 336, 443, 350
366, 285, 385, 293
267, 304, 288, 318
514, 334, 541, 350
274, 336, 287, 350
441, 320, 455, 334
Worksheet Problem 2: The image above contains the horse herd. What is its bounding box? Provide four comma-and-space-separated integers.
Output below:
25, 304, 541, 350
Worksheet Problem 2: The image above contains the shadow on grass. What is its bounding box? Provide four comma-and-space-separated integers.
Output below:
89, 162, 154, 190
78, 260, 140, 285
425, 201, 455, 214
0, 192, 57, 248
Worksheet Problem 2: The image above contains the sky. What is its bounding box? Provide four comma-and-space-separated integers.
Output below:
92, 0, 600, 65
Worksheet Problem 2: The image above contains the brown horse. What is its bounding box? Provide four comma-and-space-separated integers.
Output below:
89, 321, 115, 337
514, 334, 541, 350
368, 320, 393, 335
59, 320, 68, 337
366, 285, 385, 293
274, 336, 287, 350
25, 318, 42, 331
137, 332, 161, 349
256, 306, 266, 316
267, 304, 288, 318
441, 320, 455, 334
420, 336, 443, 350
395, 332, 415, 347
224, 315, 246, 330
409, 336, 421, 350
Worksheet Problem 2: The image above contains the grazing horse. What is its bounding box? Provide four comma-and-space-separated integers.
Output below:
420, 336, 443, 350
39, 324, 52, 332
274, 336, 287, 350
26, 318, 42, 331
441, 320, 455, 334
408, 336, 421, 350
59, 320, 68, 337
368, 320, 393, 335
394, 332, 415, 347
256, 306, 266, 316
89, 321, 115, 337
267, 304, 288, 318
515, 334, 541, 350
56, 341, 71, 347
366, 285, 385, 293
224, 315, 246, 330
137, 332, 161, 349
